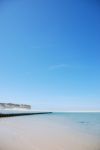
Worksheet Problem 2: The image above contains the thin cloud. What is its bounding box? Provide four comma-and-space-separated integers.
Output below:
49, 64, 88, 70
49, 64, 76, 70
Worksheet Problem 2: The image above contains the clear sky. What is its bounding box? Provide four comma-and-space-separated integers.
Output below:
0, 0, 100, 111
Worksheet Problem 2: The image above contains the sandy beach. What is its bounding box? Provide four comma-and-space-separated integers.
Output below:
0, 114, 100, 150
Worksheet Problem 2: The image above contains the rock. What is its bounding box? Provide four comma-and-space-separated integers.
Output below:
0, 103, 31, 110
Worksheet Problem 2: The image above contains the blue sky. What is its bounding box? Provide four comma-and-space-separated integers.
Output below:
0, 0, 100, 111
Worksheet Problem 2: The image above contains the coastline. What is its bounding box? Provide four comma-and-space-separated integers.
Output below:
0, 114, 100, 150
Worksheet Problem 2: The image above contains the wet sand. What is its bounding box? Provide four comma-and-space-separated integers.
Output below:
0, 115, 100, 150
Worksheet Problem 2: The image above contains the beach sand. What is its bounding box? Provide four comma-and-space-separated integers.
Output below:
0, 115, 100, 150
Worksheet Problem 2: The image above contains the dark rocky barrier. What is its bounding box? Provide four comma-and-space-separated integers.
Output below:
0, 112, 52, 117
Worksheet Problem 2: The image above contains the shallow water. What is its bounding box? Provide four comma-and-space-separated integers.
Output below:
52, 112, 100, 137
0, 112, 100, 150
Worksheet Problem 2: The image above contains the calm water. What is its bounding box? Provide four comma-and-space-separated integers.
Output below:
1, 112, 100, 150
51, 112, 100, 137
0, 110, 100, 137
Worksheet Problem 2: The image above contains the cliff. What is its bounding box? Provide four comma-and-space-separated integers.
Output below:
0, 103, 31, 110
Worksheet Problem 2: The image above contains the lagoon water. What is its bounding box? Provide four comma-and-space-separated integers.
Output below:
0, 112, 100, 150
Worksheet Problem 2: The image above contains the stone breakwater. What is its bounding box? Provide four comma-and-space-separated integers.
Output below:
0, 112, 52, 117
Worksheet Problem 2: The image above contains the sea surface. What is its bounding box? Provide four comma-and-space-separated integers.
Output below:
0, 110, 100, 137
0, 111, 100, 150
51, 112, 100, 137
